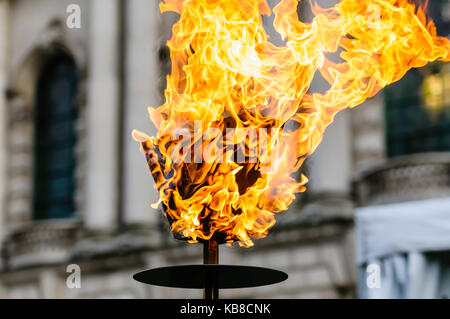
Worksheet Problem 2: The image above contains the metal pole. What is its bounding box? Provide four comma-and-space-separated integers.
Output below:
203, 240, 219, 299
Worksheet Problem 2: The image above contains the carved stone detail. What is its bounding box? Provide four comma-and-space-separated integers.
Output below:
354, 153, 450, 206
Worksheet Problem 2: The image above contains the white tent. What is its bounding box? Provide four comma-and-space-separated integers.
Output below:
355, 197, 450, 298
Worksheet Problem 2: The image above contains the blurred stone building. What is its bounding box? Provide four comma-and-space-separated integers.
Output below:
0, 0, 447, 299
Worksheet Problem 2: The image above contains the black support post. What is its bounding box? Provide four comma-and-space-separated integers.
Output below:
203, 240, 219, 299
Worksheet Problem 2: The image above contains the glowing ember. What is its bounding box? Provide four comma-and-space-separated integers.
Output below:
133, 0, 450, 247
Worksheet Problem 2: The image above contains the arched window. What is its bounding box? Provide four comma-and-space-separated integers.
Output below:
384, 0, 450, 157
32, 54, 79, 220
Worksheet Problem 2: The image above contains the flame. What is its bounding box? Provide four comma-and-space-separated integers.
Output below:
133, 0, 450, 247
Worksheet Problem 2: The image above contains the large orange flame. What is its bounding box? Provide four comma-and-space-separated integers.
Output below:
133, 0, 450, 247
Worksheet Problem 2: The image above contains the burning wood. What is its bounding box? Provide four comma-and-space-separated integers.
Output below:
133, 0, 450, 247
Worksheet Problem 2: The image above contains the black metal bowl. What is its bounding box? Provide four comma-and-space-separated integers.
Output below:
133, 264, 288, 289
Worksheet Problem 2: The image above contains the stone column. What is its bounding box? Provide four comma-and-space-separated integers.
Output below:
292, 0, 352, 198
85, 0, 121, 230
0, 0, 9, 240
351, 95, 385, 171
308, 109, 353, 196
122, 0, 161, 226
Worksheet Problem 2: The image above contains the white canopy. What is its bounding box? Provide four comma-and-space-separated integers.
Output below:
355, 197, 450, 298
356, 197, 450, 264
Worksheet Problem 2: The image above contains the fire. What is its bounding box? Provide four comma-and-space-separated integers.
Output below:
133, 0, 450, 247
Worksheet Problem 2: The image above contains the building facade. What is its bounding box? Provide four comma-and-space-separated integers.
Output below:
0, 0, 447, 299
